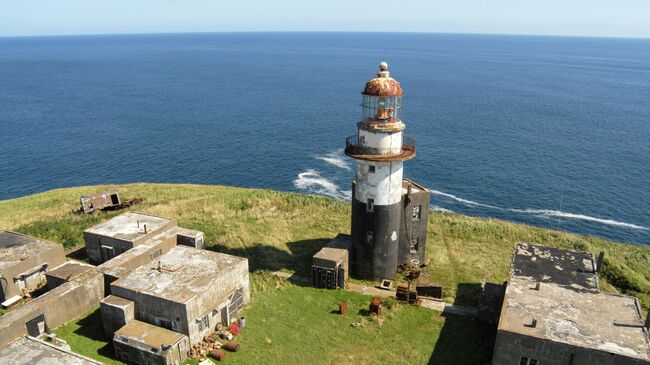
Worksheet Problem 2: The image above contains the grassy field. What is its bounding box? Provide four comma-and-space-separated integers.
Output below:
55, 274, 495, 365
1, 183, 649, 364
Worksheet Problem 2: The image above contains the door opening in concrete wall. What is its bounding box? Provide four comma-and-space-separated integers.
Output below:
368, 165, 375, 173
110, 194, 120, 205
25, 314, 48, 337
101, 245, 115, 262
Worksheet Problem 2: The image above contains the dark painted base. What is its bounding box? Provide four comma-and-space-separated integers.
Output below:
351, 194, 401, 281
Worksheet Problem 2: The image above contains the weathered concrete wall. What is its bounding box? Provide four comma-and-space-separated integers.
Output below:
98, 232, 177, 295
184, 259, 250, 344
84, 234, 134, 264
0, 244, 65, 301
0, 267, 104, 347
100, 296, 134, 339
397, 187, 429, 264
110, 285, 188, 335
114, 340, 179, 365
84, 219, 177, 264
492, 330, 650, 365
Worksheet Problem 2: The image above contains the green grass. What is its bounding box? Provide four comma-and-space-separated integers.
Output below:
1, 183, 648, 307
1, 183, 649, 364
57, 274, 494, 365
55, 308, 124, 365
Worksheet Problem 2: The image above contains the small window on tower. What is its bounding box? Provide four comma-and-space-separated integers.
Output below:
412, 205, 421, 221
367, 198, 374, 212
366, 231, 374, 244
368, 165, 375, 173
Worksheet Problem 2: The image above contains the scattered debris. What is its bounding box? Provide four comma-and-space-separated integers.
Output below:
351, 322, 361, 328
79, 191, 143, 214
209, 349, 226, 362
369, 297, 382, 316
223, 341, 240, 352
339, 301, 348, 315
416, 284, 443, 300
396, 285, 419, 304
379, 279, 393, 290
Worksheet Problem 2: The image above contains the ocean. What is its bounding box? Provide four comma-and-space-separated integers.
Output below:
0, 33, 648, 244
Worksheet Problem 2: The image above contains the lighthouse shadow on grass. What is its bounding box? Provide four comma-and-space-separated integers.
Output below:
428, 283, 497, 365
207, 238, 328, 285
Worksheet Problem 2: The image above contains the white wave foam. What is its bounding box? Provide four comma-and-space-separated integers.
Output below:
509, 208, 649, 231
428, 189, 502, 210
428, 186, 647, 231
315, 149, 351, 171
293, 169, 351, 201
431, 204, 454, 213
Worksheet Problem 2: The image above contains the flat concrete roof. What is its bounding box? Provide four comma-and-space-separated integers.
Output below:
313, 247, 347, 262
0, 336, 101, 364
401, 178, 428, 195
512, 243, 598, 292
0, 231, 60, 272
112, 245, 247, 303
115, 320, 186, 348
499, 243, 650, 361
84, 212, 173, 242
101, 294, 134, 308
46, 261, 94, 281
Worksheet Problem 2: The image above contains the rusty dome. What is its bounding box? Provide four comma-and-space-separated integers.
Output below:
362, 62, 403, 97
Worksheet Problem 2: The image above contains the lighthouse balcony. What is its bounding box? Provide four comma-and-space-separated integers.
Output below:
345, 135, 416, 162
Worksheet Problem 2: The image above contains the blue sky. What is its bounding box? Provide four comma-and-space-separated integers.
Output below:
1, 0, 649, 38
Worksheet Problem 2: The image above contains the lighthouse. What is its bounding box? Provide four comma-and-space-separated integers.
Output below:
345, 62, 430, 281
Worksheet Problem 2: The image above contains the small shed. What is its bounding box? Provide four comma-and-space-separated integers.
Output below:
312, 247, 348, 289
113, 320, 189, 365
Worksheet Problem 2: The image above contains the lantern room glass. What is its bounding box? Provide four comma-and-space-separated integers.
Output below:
361, 95, 402, 123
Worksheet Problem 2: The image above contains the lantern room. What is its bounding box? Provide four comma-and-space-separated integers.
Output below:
361, 62, 404, 123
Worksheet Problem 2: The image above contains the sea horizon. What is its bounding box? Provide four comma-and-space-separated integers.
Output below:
1, 32, 648, 244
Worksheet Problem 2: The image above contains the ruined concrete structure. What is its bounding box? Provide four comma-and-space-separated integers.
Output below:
80, 190, 121, 214
492, 243, 650, 365
0, 231, 65, 303
108, 245, 250, 345
0, 336, 102, 365
0, 211, 248, 365
0, 262, 104, 346
345, 62, 430, 281
83, 212, 250, 364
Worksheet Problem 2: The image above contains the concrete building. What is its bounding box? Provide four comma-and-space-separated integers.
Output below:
0, 263, 104, 346
0, 231, 65, 303
84, 212, 204, 265
113, 320, 189, 365
492, 243, 650, 365
345, 62, 430, 280
0, 336, 102, 365
84, 212, 178, 264
311, 234, 352, 289
100, 295, 135, 339
107, 245, 250, 345
45, 261, 95, 291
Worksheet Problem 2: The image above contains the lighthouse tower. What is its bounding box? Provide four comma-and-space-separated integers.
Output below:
345, 62, 424, 281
